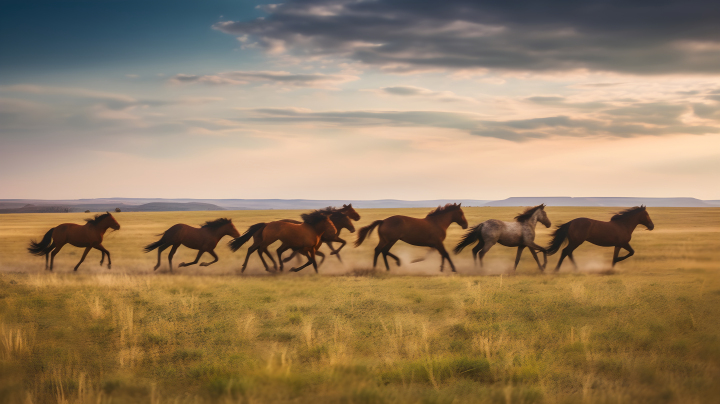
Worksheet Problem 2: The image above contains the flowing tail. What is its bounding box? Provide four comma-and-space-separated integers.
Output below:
454, 223, 483, 254
28, 228, 54, 256
355, 220, 383, 247
143, 233, 167, 253
546, 222, 572, 255
229, 223, 266, 252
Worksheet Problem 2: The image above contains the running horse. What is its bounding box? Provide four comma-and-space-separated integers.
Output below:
27, 212, 121, 271
144, 218, 240, 272
454, 204, 551, 271
281, 204, 361, 263
229, 211, 336, 273
355, 203, 468, 272
546, 206, 654, 271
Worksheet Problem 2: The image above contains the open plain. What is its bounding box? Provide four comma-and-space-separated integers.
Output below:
0, 207, 719, 403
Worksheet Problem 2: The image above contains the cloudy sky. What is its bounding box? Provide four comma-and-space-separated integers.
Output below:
2, 0, 719, 200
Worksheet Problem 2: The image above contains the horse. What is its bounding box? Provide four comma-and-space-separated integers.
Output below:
229, 211, 336, 273
454, 204, 551, 272
27, 212, 121, 271
546, 206, 654, 271
144, 218, 240, 272
280, 204, 360, 263
355, 203, 468, 272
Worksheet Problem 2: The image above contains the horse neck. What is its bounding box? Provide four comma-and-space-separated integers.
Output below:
427, 212, 454, 230
207, 226, 229, 241
93, 220, 113, 235
525, 212, 540, 229
330, 215, 349, 231
312, 222, 334, 236
614, 214, 641, 233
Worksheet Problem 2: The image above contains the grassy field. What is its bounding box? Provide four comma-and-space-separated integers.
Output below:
0, 207, 718, 403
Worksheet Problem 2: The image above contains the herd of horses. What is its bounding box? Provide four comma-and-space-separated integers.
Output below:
27, 203, 655, 273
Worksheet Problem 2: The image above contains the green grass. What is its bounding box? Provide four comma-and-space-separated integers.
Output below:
0, 207, 719, 403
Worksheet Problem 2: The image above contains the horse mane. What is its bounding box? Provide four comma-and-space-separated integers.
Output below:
301, 210, 330, 225
308, 206, 346, 220
85, 212, 111, 226
514, 204, 545, 222
201, 218, 232, 230
426, 203, 461, 218
611, 206, 646, 221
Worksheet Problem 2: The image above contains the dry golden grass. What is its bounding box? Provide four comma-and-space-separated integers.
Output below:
0, 207, 719, 403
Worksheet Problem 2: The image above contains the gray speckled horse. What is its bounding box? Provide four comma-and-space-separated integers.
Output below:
454, 204, 551, 272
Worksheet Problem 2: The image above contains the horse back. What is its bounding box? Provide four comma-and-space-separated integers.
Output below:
380, 215, 446, 246
266, 221, 318, 249
54, 223, 101, 247
569, 218, 629, 247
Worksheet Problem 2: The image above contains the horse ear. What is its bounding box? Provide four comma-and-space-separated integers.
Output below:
343, 204, 347, 207
458, 203, 462, 207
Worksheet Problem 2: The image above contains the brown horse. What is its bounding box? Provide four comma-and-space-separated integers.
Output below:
281, 204, 361, 263
28, 212, 121, 271
144, 218, 240, 272
229, 211, 336, 273
546, 206, 654, 271
355, 203, 468, 272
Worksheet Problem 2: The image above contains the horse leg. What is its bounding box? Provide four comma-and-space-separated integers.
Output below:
528, 248, 544, 272
614, 243, 635, 265
471, 244, 482, 267
44, 243, 54, 270
241, 246, 258, 273
382, 241, 399, 271
95, 244, 112, 269
290, 251, 315, 273
168, 245, 180, 272
49, 244, 64, 271
74, 247, 92, 272
282, 250, 297, 263
477, 240, 496, 269
179, 250, 203, 268
513, 245, 526, 272
99, 249, 105, 266
154, 244, 169, 270
261, 247, 278, 271
315, 251, 326, 267
436, 245, 456, 273
200, 250, 219, 266
276, 244, 291, 272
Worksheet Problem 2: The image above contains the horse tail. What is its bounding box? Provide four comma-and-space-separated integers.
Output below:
546, 222, 572, 255
143, 235, 166, 253
454, 223, 483, 254
28, 228, 54, 256
229, 223, 266, 252
355, 220, 383, 247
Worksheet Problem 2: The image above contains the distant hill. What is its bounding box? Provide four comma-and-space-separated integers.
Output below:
484, 197, 715, 207
0, 197, 717, 213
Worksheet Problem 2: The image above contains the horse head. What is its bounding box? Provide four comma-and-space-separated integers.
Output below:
536, 204, 552, 228
454, 204, 469, 229
638, 205, 655, 230
341, 204, 361, 221
104, 212, 121, 231
334, 212, 356, 233
224, 220, 241, 238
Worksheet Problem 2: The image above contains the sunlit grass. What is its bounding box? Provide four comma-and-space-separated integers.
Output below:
0, 207, 718, 403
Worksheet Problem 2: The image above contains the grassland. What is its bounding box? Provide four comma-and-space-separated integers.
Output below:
0, 207, 719, 403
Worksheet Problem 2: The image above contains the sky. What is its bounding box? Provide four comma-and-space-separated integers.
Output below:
1, 0, 719, 200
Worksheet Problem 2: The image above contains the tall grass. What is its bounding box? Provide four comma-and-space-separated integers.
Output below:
0, 207, 718, 403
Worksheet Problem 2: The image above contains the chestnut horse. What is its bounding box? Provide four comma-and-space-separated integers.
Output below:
144, 218, 240, 272
229, 211, 336, 273
281, 204, 361, 263
546, 206, 654, 271
355, 203, 468, 272
454, 204, 551, 271
28, 212, 121, 271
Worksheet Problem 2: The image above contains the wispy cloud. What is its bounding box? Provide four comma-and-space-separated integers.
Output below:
169, 70, 358, 88
376, 86, 477, 103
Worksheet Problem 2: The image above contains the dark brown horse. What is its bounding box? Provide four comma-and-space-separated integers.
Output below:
355, 203, 468, 272
546, 206, 654, 271
229, 211, 336, 273
281, 204, 361, 263
28, 212, 121, 271
144, 218, 240, 272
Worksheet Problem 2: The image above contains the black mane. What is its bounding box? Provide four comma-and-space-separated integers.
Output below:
309, 206, 346, 219
85, 212, 112, 225
301, 210, 330, 225
611, 206, 646, 221
515, 204, 545, 222
201, 218, 232, 230
426, 203, 461, 218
